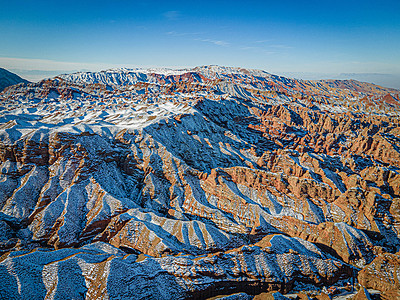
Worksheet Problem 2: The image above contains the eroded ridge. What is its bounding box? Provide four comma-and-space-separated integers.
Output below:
0, 66, 399, 299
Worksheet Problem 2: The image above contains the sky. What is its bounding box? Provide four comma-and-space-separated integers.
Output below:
1, 0, 400, 88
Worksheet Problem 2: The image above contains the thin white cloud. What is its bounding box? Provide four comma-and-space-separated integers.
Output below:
268, 44, 293, 49
166, 31, 230, 47
255, 39, 273, 44
166, 31, 203, 37
195, 38, 230, 47
163, 11, 180, 21
238, 45, 276, 55
261, 50, 277, 55
240, 46, 257, 51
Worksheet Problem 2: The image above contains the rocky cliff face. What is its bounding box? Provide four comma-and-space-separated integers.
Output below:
0, 66, 399, 299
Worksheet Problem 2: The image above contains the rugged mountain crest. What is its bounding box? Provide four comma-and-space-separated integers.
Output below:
0, 66, 399, 299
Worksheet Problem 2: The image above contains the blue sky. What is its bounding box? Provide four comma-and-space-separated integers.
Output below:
1, 0, 400, 88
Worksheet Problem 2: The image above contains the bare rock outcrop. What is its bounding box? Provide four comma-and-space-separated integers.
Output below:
358, 252, 400, 293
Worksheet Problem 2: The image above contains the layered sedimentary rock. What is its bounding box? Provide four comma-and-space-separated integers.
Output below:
0, 236, 349, 299
0, 66, 399, 298
358, 251, 400, 296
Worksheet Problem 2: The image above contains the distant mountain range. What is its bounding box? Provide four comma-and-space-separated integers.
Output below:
0, 65, 399, 299
0, 67, 29, 91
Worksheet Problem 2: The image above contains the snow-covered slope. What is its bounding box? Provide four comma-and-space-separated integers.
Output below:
0, 65, 399, 299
